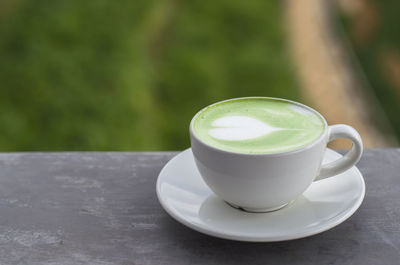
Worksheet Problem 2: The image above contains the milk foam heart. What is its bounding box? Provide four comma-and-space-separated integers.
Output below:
192, 98, 326, 154
208, 116, 279, 141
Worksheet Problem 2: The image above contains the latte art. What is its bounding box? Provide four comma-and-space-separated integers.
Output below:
208, 116, 279, 141
192, 98, 326, 154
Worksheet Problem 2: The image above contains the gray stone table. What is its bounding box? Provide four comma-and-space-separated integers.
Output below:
0, 149, 399, 265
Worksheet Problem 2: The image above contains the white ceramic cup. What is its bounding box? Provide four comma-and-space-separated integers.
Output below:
190, 97, 363, 212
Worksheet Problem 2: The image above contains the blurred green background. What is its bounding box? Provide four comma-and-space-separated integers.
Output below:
340, 0, 400, 140
0, 0, 299, 151
0, 0, 399, 151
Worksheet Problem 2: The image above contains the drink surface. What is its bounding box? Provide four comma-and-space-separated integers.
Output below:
192, 98, 326, 154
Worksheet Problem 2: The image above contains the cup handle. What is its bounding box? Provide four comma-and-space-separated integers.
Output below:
315, 124, 363, 181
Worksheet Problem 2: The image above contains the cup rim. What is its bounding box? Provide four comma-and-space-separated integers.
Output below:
189, 97, 329, 157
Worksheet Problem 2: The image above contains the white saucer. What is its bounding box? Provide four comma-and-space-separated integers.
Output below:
156, 148, 365, 242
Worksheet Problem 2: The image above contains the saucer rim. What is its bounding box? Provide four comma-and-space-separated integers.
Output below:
156, 148, 366, 242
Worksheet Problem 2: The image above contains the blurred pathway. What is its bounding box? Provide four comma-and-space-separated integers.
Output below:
285, 0, 396, 148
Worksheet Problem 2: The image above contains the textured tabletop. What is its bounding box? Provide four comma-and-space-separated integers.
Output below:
0, 149, 399, 265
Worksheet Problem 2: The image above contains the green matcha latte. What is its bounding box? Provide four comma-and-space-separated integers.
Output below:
192, 98, 326, 154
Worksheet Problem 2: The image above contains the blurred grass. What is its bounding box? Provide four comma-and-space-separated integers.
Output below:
0, 0, 300, 151
339, 0, 400, 138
